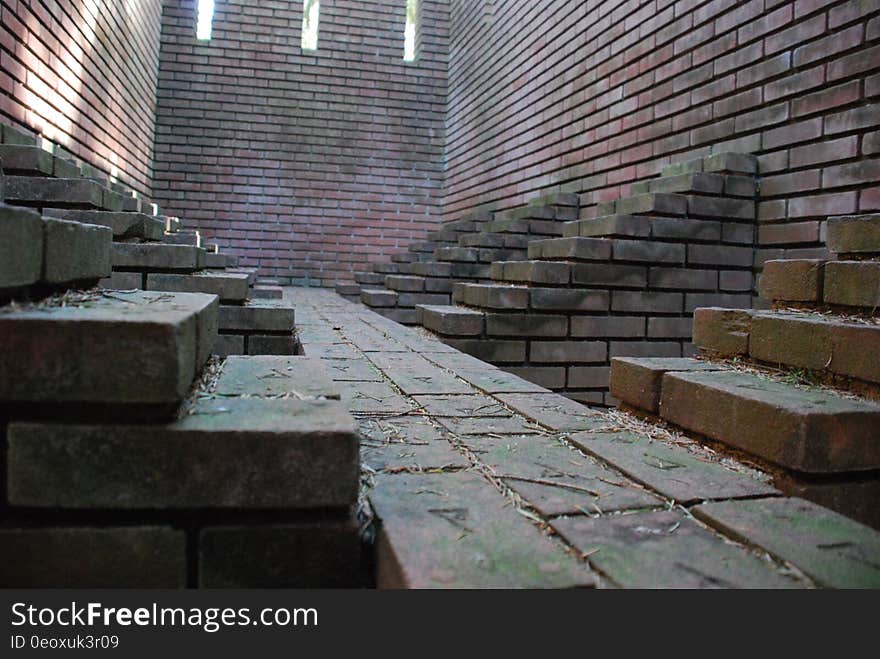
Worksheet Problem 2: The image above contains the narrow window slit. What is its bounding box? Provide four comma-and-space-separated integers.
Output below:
404, 0, 418, 62
302, 0, 320, 51
196, 0, 214, 41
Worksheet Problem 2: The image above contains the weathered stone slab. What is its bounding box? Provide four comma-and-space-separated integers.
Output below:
372, 472, 595, 588
248, 334, 297, 355
4, 175, 106, 208
199, 519, 361, 588
413, 393, 508, 417
569, 430, 778, 503
0, 204, 43, 290
660, 370, 880, 473
8, 398, 359, 509
552, 510, 803, 588
163, 229, 201, 246
113, 242, 201, 271
0, 527, 186, 588
43, 217, 112, 284
214, 355, 339, 399
218, 300, 295, 332
321, 358, 383, 382
693, 498, 880, 588
0, 144, 54, 175
147, 272, 250, 303
44, 208, 165, 240
610, 357, 726, 414
359, 415, 469, 471
0, 290, 216, 407
494, 393, 604, 431
463, 434, 661, 516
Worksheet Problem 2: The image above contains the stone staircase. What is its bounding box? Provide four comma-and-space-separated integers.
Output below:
0, 147, 362, 587
0, 122, 297, 357
337, 195, 579, 324
417, 153, 759, 405
610, 213, 880, 529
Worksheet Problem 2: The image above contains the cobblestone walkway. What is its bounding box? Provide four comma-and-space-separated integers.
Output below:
287, 287, 880, 589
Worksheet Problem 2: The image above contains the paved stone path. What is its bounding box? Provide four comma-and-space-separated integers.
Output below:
286, 287, 880, 589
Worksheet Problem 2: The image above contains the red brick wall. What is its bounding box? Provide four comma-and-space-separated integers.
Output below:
445, 0, 879, 262
152, 0, 448, 285
0, 0, 163, 194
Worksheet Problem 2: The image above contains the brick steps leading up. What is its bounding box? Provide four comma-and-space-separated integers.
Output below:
146, 271, 250, 303
0, 290, 217, 414
694, 308, 880, 386
610, 356, 880, 528
4, 175, 128, 212
44, 208, 165, 241
1, 204, 112, 295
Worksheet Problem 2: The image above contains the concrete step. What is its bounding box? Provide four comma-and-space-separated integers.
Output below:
661, 152, 758, 178
4, 175, 126, 212
563, 213, 729, 243
354, 271, 385, 286
613, 359, 880, 474
630, 171, 756, 197
0, 205, 45, 292
147, 271, 250, 303
204, 252, 237, 269
334, 281, 361, 297
0, 144, 80, 178
827, 214, 880, 256
597, 191, 755, 221
373, 262, 401, 275
43, 208, 165, 241
436, 245, 526, 263
409, 261, 452, 278
459, 232, 532, 249
483, 217, 565, 236
42, 217, 112, 286
361, 288, 399, 307
226, 267, 258, 286
694, 308, 880, 385
530, 236, 691, 264
417, 304, 485, 336
0, 290, 217, 412
759, 258, 880, 309
454, 282, 610, 313
250, 284, 283, 299
490, 260, 572, 285
7, 389, 358, 510
385, 274, 426, 292
112, 242, 204, 272
218, 299, 295, 335
391, 252, 415, 264
163, 229, 201, 247
527, 192, 580, 209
